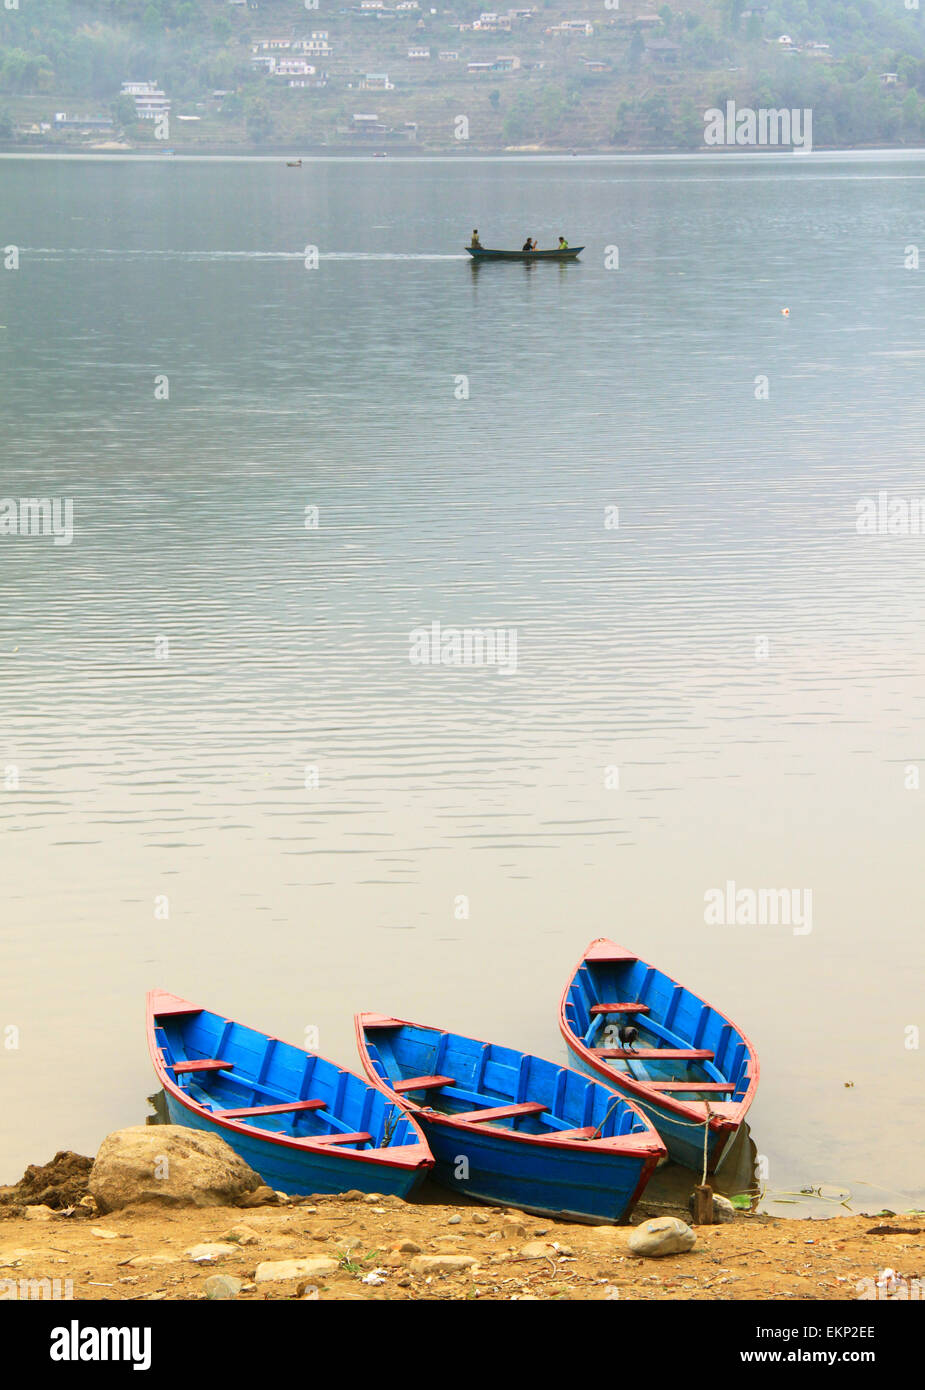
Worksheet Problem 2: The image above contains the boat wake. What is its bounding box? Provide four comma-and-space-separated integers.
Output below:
23, 249, 467, 261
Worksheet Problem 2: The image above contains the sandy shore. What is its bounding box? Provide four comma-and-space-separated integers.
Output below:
3, 1183, 921, 1301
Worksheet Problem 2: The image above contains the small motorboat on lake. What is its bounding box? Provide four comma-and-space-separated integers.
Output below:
559, 940, 759, 1173
466, 245, 583, 262
147, 990, 433, 1198
355, 1012, 665, 1222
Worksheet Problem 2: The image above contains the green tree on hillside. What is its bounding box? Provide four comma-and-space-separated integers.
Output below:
111, 92, 136, 126
1, 48, 54, 92
244, 92, 273, 142
674, 97, 704, 149
501, 93, 535, 143
720, 0, 745, 33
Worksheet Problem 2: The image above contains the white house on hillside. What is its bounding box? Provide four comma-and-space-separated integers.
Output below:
299, 33, 332, 55
121, 81, 171, 119
546, 19, 593, 36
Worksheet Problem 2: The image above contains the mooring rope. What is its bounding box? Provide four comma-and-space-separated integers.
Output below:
630, 1093, 716, 1130
589, 1092, 715, 1146
590, 1092, 625, 1140
701, 1100, 713, 1185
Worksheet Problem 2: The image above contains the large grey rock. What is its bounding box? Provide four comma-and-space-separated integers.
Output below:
627, 1217, 697, 1258
89, 1126, 263, 1214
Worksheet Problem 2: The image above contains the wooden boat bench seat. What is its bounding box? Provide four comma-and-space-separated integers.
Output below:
393, 1074, 455, 1094
453, 1102, 548, 1124
311, 1131, 374, 1146
590, 1003, 650, 1016
171, 1059, 233, 1074
540, 1126, 599, 1141
596, 1048, 714, 1061
215, 1099, 327, 1119
647, 1082, 735, 1093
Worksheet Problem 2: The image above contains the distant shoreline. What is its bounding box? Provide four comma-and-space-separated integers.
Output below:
2, 142, 924, 159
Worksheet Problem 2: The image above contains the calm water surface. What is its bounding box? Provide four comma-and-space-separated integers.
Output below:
1, 152, 923, 1211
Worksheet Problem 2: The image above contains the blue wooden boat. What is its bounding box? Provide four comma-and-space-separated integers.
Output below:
559, 940, 759, 1173
466, 245, 583, 262
355, 1012, 665, 1222
147, 991, 433, 1199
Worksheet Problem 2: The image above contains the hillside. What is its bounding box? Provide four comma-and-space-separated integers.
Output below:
2, 0, 925, 150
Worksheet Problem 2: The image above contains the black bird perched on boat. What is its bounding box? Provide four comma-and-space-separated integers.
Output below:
617, 1023, 639, 1052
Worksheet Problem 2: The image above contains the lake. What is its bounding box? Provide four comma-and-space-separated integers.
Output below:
1, 151, 923, 1213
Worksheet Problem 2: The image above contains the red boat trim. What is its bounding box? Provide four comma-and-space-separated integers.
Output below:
583, 941, 639, 963
145, 991, 432, 1173
147, 989, 202, 1018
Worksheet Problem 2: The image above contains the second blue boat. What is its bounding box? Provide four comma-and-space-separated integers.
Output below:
355, 1012, 665, 1222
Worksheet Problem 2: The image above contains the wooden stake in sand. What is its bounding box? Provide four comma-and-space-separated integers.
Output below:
692, 1102, 714, 1225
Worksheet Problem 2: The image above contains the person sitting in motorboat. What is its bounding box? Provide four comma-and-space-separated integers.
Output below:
522, 236, 536, 252
558, 236, 568, 250
470, 229, 482, 248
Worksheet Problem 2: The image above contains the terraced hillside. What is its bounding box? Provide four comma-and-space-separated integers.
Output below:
2, 0, 925, 149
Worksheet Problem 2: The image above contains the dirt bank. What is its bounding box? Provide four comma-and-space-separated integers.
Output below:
2, 1166, 921, 1301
